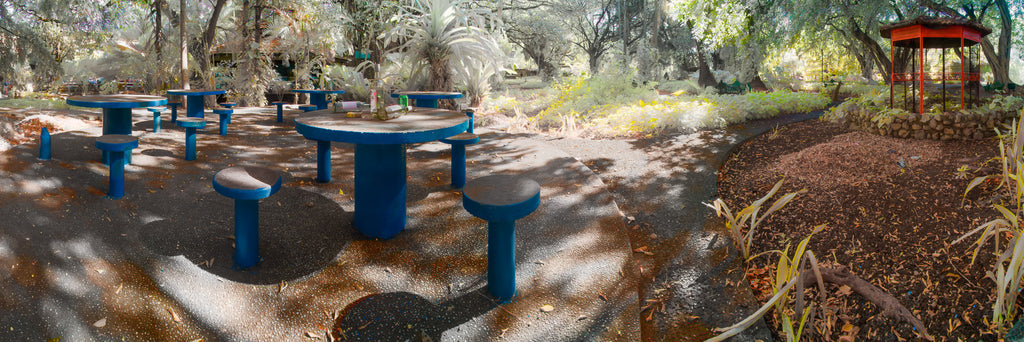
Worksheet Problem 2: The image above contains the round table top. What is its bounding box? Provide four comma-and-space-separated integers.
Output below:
292, 89, 346, 95
295, 109, 469, 145
66, 95, 167, 109
390, 91, 463, 99
166, 89, 226, 96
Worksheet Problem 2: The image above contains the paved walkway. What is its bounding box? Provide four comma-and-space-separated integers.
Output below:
545, 110, 826, 340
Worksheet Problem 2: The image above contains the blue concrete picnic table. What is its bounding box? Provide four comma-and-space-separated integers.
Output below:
66, 94, 167, 165
390, 91, 462, 109
294, 109, 469, 239
166, 89, 226, 119
292, 89, 345, 110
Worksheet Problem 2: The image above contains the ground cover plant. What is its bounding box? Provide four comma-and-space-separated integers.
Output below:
481, 72, 831, 138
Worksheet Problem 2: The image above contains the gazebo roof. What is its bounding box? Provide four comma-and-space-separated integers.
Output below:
880, 16, 992, 39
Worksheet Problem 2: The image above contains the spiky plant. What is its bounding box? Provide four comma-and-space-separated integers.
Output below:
387, 0, 503, 93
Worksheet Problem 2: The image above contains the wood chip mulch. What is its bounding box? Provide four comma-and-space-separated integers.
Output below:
718, 119, 1004, 341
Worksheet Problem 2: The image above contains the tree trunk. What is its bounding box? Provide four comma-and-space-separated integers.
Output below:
588, 50, 601, 74
179, 0, 188, 89
848, 20, 892, 85
695, 42, 715, 88
980, 0, 1011, 86
189, 0, 229, 106
154, 0, 163, 60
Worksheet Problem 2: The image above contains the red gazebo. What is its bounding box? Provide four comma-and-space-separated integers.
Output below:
880, 17, 991, 114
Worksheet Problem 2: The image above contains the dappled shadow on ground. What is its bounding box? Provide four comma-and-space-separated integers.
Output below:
0, 108, 639, 341
333, 289, 496, 341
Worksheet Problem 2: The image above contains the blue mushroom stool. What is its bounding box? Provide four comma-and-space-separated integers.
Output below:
439, 132, 479, 188
166, 101, 181, 123
299, 104, 318, 112
439, 109, 478, 188
176, 118, 206, 161
271, 102, 288, 123
212, 166, 281, 269
212, 107, 233, 135
462, 175, 541, 302
95, 135, 139, 199
146, 107, 166, 132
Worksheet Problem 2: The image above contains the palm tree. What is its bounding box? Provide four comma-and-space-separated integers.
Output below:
387, 0, 503, 93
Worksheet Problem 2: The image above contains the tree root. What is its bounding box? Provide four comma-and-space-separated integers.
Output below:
801, 265, 933, 340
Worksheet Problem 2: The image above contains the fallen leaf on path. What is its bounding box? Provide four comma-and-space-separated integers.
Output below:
93, 318, 106, 328
540, 304, 554, 312
168, 308, 182, 323
304, 331, 321, 339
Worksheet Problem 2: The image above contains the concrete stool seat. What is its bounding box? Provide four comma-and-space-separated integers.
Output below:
212, 166, 282, 268
220, 102, 236, 108
146, 107, 166, 132
462, 175, 541, 302
299, 104, 318, 112
95, 135, 140, 199
271, 102, 288, 123
212, 107, 233, 135
176, 118, 206, 160
439, 132, 479, 188
166, 101, 182, 123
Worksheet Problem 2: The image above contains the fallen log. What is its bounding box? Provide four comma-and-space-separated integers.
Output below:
800, 265, 932, 340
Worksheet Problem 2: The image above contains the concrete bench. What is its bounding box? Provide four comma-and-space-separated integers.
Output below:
212, 166, 282, 268
299, 104, 318, 112
146, 107, 167, 132
462, 175, 541, 302
212, 107, 233, 135
176, 118, 206, 161
271, 102, 288, 123
95, 135, 139, 199
166, 101, 182, 123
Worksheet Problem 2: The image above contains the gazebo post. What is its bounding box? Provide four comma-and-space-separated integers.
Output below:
960, 35, 965, 110
919, 36, 925, 114
890, 41, 895, 110
942, 49, 947, 112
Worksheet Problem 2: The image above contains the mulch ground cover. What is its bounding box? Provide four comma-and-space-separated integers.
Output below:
717, 118, 1006, 341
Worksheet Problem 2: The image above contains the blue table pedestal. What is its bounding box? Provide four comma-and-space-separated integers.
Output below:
489, 220, 517, 301
354, 144, 406, 239
186, 95, 205, 118
317, 140, 331, 183
416, 99, 439, 108
234, 199, 260, 268
310, 94, 328, 110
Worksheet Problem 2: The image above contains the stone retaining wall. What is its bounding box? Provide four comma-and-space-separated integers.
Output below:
843, 109, 1018, 141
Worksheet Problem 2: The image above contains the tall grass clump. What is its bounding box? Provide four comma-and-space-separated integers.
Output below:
708, 224, 827, 342
956, 113, 1024, 334
706, 178, 806, 260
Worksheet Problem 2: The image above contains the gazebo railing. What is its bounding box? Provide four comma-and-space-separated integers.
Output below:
892, 72, 981, 83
